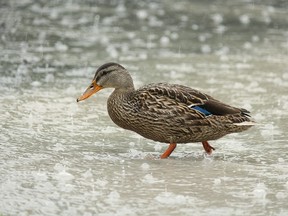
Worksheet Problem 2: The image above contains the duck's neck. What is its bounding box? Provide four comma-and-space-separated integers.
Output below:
112, 70, 135, 91
107, 86, 135, 130
110, 86, 135, 100
112, 72, 135, 95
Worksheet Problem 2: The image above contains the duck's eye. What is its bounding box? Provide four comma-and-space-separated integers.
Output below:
90, 84, 94, 89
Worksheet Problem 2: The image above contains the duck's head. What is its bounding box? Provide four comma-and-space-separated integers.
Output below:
77, 62, 134, 102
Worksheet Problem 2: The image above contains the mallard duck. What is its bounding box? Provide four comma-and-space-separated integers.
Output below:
77, 62, 254, 158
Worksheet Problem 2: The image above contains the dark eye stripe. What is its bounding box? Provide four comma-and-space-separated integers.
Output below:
95, 69, 114, 82
102, 69, 114, 76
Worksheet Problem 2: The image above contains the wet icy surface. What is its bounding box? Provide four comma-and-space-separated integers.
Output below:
0, 0, 288, 215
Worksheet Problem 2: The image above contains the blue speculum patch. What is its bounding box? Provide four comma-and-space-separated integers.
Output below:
190, 106, 212, 116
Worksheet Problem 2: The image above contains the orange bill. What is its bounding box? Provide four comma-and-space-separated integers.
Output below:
77, 80, 102, 102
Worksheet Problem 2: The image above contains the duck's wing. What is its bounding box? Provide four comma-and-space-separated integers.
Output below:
133, 83, 248, 118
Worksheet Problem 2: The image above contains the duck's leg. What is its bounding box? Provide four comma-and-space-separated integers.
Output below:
202, 141, 215, 155
160, 143, 177, 159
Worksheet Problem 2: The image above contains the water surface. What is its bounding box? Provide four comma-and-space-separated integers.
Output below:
0, 1, 288, 215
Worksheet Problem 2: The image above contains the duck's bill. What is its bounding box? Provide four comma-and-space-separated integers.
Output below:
77, 80, 102, 102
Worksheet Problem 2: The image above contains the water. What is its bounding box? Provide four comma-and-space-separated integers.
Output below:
1, 0, 288, 215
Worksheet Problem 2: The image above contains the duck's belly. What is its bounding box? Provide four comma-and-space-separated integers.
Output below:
124, 123, 230, 144
108, 111, 230, 144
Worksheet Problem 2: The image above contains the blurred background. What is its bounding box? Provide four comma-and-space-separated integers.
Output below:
0, 0, 288, 215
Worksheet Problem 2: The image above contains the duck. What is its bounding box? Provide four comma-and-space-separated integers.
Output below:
77, 62, 254, 159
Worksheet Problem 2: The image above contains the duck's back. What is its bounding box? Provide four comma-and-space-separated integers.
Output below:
108, 83, 253, 143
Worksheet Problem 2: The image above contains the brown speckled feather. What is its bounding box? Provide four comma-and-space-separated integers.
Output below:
107, 82, 252, 144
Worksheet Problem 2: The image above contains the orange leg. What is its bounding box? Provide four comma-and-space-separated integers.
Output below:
202, 141, 215, 155
160, 143, 177, 159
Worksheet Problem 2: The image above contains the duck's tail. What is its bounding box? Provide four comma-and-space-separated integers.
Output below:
228, 108, 256, 132
233, 121, 257, 126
